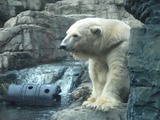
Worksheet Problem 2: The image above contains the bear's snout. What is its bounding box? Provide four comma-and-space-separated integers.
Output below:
59, 43, 73, 51
60, 38, 74, 52
59, 45, 67, 50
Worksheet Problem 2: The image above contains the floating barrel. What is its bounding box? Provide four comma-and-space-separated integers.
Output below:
5, 84, 61, 106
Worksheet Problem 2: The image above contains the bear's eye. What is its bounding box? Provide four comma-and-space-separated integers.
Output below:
72, 34, 79, 38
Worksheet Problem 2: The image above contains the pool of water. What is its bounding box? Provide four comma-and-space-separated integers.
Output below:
0, 102, 57, 120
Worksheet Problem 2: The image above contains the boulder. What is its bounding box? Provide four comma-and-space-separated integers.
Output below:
22, 0, 61, 11
0, 24, 66, 72
0, 0, 62, 27
125, 0, 160, 24
127, 26, 160, 120
0, 0, 10, 26
51, 107, 127, 120
22, 0, 45, 11
45, 0, 142, 27
1, 10, 94, 72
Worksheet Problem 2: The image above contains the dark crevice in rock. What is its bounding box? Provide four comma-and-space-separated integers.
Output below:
125, 0, 160, 25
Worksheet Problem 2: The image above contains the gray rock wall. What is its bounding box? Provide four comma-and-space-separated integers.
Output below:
45, 0, 142, 27
125, 0, 160, 24
0, 0, 62, 27
127, 26, 160, 120
125, 0, 160, 120
0, 24, 57, 71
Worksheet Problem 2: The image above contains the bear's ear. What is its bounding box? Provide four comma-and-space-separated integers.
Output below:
90, 26, 102, 35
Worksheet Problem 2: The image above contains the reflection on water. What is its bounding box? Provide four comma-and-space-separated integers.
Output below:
0, 102, 57, 120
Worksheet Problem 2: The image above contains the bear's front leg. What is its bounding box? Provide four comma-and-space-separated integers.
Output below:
82, 59, 104, 108
82, 84, 99, 108
94, 63, 129, 112
82, 84, 105, 108
82, 83, 104, 109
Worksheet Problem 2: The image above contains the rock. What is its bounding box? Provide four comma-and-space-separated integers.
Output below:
45, 0, 142, 27
127, 26, 160, 120
22, 0, 61, 11
71, 82, 91, 102
0, 0, 25, 23
125, 1, 160, 119
125, 0, 160, 24
22, 0, 45, 11
1, 10, 94, 71
0, 0, 10, 26
4, 10, 95, 39
0, 24, 67, 72
51, 106, 127, 120
0, 0, 62, 27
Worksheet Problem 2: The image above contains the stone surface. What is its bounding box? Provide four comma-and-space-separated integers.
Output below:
45, 0, 142, 27
22, 0, 61, 11
1, 10, 94, 72
71, 82, 91, 102
125, 0, 160, 24
22, 0, 45, 10
127, 26, 160, 120
0, 0, 62, 27
51, 106, 127, 120
0, 0, 25, 25
0, 0, 10, 26
0, 24, 64, 72
125, 1, 160, 119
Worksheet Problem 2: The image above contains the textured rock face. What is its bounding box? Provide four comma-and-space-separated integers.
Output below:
0, 24, 56, 71
0, 10, 94, 72
125, 0, 160, 120
52, 107, 127, 120
125, 0, 160, 24
45, 0, 142, 27
46, 0, 124, 19
22, 0, 45, 10
127, 27, 160, 120
0, 0, 62, 27
0, 0, 10, 26
22, 0, 60, 10
0, 0, 24, 23
4, 10, 79, 39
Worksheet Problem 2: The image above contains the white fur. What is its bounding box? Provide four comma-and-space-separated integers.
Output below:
61, 18, 130, 111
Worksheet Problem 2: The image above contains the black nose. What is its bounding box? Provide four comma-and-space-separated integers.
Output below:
59, 45, 66, 50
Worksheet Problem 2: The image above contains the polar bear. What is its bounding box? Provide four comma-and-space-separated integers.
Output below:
60, 18, 130, 111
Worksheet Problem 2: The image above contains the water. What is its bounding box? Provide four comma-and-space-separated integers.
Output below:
0, 61, 86, 120
0, 102, 56, 120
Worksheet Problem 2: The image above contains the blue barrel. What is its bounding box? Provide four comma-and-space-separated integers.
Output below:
5, 84, 61, 106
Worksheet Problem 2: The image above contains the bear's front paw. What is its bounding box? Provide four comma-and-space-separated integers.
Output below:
82, 97, 96, 108
94, 97, 127, 112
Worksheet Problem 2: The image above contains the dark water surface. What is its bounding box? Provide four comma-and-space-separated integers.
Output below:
0, 102, 57, 120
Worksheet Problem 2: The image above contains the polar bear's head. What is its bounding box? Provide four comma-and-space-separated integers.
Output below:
60, 18, 130, 60
60, 18, 102, 57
